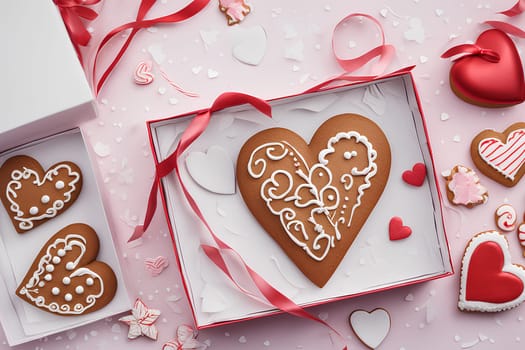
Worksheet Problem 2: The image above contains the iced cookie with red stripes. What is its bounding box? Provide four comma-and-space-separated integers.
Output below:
471, 122, 525, 187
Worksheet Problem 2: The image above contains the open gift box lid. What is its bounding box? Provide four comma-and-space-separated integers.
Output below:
0, 0, 96, 150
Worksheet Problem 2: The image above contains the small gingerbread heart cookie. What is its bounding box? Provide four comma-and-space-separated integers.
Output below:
16, 223, 117, 316
0, 155, 82, 233
471, 122, 525, 187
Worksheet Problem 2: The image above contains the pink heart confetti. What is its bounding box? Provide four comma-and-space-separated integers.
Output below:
144, 256, 169, 276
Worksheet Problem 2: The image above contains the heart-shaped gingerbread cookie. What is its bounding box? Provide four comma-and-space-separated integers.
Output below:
0, 155, 82, 233
237, 114, 391, 287
16, 223, 117, 316
471, 122, 525, 187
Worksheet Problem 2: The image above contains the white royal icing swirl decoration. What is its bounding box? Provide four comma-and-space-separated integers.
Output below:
6, 164, 81, 231
247, 130, 377, 262
18, 233, 104, 315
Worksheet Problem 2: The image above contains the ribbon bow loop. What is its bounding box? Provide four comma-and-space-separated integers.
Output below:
441, 44, 500, 63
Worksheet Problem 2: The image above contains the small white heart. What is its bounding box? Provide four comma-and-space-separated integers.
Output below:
185, 145, 236, 194
232, 25, 267, 66
349, 308, 391, 349
192, 66, 203, 75
207, 68, 219, 79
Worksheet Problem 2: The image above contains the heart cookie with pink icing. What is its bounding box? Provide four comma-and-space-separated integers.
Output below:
0, 155, 82, 233
16, 223, 117, 316
471, 122, 525, 187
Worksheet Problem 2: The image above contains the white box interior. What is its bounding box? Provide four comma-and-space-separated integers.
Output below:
0, 129, 130, 346
150, 74, 452, 328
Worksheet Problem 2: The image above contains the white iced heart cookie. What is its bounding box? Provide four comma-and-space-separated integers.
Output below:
16, 223, 117, 316
0, 155, 82, 233
186, 145, 236, 194
237, 114, 391, 287
349, 308, 391, 349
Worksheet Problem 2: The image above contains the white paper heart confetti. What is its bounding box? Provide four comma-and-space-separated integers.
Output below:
185, 145, 236, 194
232, 25, 267, 66
349, 308, 391, 349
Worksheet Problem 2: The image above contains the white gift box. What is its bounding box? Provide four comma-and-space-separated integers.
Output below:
0, 1, 130, 346
147, 71, 453, 329
0, 0, 95, 150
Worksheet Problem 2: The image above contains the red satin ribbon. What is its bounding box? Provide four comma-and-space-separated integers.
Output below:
92, 0, 210, 95
441, 44, 500, 62
499, 0, 525, 16
54, 0, 100, 63
485, 20, 525, 38
131, 12, 397, 349
332, 13, 395, 76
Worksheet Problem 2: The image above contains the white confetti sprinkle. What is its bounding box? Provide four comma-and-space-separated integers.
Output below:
239, 336, 247, 343
192, 66, 203, 74
440, 112, 450, 121
453, 135, 461, 143
158, 87, 167, 95
348, 40, 357, 48
208, 68, 219, 79
264, 340, 271, 346
111, 324, 122, 334
435, 9, 444, 16
404, 293, 414, 301
285, 40, 305, 61
200, 30, 219, 48
147, 43, 166, 64
404, 17, 425, 44
283, 24, 298, 39
169, 97, 179, 105
420, 56, 429, 63
318, 312, 329, 321
380, 8, 388, 17
454, 335, 461, 342
93, 142, 111, 158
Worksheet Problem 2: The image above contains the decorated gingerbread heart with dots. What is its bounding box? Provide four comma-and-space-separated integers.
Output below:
16, 223, 117, 316
237, 114, 391, 287
0, 155, 82, 233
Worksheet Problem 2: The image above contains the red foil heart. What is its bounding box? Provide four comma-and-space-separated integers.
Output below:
448, 29, 525, 107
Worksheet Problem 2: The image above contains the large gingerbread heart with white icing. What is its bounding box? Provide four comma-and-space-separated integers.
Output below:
16, 223, 117, 316
0, 155, 82, 233
470, 122, 525, 187
237, 114, 391, 287
458, 231, 525, 312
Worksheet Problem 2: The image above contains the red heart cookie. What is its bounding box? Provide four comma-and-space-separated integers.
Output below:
458, 231, 525, 312
237, 114, 391, 287
448, 29, 525, 107
389, 216, 412, 241
402, 162, 426, 187
0, 155, 82, 233
470, 122, 525, 187
16, 223, 117, 316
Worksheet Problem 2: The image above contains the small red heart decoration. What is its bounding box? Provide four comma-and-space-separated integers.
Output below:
447, 29, 525, 107
459, 231, 525, 312
402, 162, 426, 187
389, 216, 411, 241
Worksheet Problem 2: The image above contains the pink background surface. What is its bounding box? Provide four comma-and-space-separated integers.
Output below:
4, 0, 525, 349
